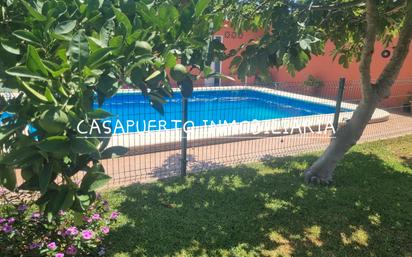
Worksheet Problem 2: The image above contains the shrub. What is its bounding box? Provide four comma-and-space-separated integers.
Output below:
0, 188, 118, 257
0, 0, 227, 218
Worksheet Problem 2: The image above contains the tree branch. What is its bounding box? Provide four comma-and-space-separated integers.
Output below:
376, 0, 412, 98
290, 0, 365, 11
358, 0, 378, 100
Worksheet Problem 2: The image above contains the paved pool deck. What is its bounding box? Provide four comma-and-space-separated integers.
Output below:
101, 112, 412, 188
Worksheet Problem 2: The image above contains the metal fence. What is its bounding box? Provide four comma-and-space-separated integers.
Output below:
96, 79, 412, 187
1, 79, 412, 187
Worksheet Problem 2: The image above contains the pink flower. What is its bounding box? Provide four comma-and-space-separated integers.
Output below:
81, 230, 94, 240
7, 217, 15, 224
47, 242, 57, 250
101, 226, 110, 234
83, 216, 92, 223
18, 204, 28, 212
29, 243, 40, 250
92, 213, 101, 221
0, 218, 6, 223
55, 253, 64, 257
31, 212, 41, 220
2, 224, 12, 233
65, 226, 78, 236
65, 245, 77, 255
110, 211, 119, 220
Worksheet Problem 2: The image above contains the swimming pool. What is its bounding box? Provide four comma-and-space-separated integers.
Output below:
99, 88, 351, 134
0, 86, 389, 149
99, 86, 389, 148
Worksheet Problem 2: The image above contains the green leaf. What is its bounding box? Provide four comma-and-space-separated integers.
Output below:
157, 5, 179, 29
86, 0, 102, 18
87, 109, 112, 119
150, 94, 165, 115
88, 36, 104, 49
51, 32, 71, 41
20, 81, 50, 102
230, 56, 242, 68
165, 52, 177, 68
39, 163, 53, 195
70, 138, 98, 154
44, 87, 57, 103
87, 48, 113, 68
0, 165, 16, 191
69, 30, 89, 70
126, 30, 142, 45
74, 193, 93, 211
96, 74, 118, 97
1, 147, 37, 166
101, 146, 128, 159
299, 38, 311, 51
100, 19, 115, 47
12, 30, 42, 47
6, 66, 48, 81
60, 188, 75, 211
145, 70, 161, 82
54, 20, 76, 34
21, 1, 47, 21
114, 8, 132, 36
38, 136, 69, 152
27, 45, 48, 77
47, 185, 74, 213
0, 127, 19, 144
43, 60, 69, 78
195, 0, 210, 17
80, 170, 111, 192
1, 40, 20, 55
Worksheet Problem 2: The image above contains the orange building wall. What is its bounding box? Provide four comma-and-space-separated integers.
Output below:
273, 41, 412, 107
214, 24, 412, 108
274, 42, 412, 82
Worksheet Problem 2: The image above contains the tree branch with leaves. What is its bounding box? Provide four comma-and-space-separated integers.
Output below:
225, 0, 412, 183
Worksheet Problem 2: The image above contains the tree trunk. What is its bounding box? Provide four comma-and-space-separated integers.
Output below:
304, 94, 378, 183
304, 0, 412, 184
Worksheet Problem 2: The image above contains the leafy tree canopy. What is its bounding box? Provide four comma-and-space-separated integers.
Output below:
223, 0, 412, 183
224, 0, 409, 78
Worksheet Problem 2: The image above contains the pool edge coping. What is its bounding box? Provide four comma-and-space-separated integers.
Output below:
107, 86, 389, 148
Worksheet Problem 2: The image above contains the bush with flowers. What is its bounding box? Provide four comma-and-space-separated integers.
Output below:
0, 188, 119, 257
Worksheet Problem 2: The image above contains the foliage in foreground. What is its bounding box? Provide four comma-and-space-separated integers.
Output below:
104, 135, 412, 257
0, 190, 119, 257
0, 0, 226, 216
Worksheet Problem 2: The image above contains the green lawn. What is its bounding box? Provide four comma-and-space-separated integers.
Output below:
105, 135, 412, 257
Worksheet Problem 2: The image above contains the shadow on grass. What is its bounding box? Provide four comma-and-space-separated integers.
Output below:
106, 152, 412, 257
152, 153, 226, 179
400, 156, 412, 169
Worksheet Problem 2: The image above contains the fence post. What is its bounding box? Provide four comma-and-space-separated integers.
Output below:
181, 96, 188, 176
333, 77, 346, 133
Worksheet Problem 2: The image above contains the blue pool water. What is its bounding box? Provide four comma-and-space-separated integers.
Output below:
98, 89, 350, 134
